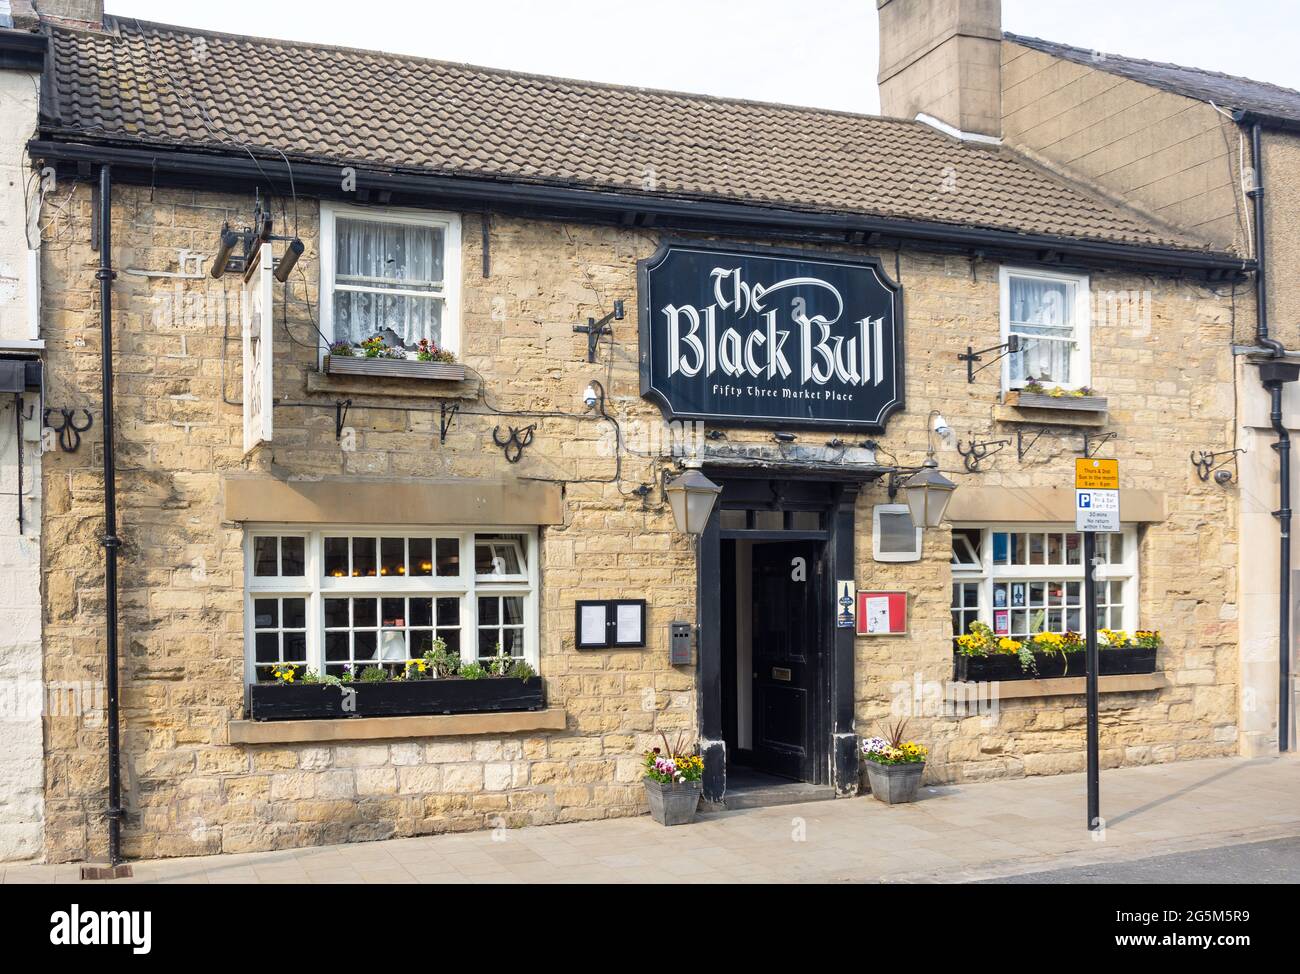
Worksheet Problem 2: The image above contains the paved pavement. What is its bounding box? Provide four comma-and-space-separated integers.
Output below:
982, 835, 1300, 883
4, 755, 1298, 884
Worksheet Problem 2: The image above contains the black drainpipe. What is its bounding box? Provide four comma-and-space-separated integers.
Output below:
97, 164, 125, 862
1243, 115, 1298, 751
1246, 122, 1284, 357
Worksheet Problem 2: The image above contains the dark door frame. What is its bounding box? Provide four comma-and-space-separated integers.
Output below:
696, 471, 863, 802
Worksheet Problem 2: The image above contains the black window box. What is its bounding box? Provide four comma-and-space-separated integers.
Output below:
245, 676, 545, 721
953, 647, 1156, 683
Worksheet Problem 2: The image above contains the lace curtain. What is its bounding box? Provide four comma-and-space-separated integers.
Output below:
1007, 276, 1076, 385
332, 217, 445, 347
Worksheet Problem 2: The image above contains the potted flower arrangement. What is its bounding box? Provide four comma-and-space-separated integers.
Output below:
246, 638, 543, 720
954, 622, 1160, 682
1101, 628, 1162, 673
415, 338, 455, 363
1004, 378, 1107, 412
860, 719, 928, 804
954, 621, 1028, 681
323, 333, 466, 381
642, 732, 705, 826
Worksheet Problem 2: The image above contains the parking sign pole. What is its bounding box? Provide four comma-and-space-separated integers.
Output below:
1084, 529, 1100, 830
1075, 457, 1117, 833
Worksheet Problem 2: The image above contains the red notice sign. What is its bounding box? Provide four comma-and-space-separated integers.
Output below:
856, 591, 908, 636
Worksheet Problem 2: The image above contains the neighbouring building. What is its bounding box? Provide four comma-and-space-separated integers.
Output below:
0, 0, 46, 862
880, 0, 1300, 760
10, 2, 1276, 863
988, 11, 1300, 756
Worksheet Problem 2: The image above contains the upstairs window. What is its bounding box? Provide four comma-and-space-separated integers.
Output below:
1000, 266, 1090, 391
320, 204, 462, 359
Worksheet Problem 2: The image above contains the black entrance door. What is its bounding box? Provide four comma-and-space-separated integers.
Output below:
751, 540, 822, 781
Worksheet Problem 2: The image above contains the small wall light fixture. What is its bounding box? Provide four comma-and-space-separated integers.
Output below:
665, 461, 722, 535
887, 408, 958, 528
890, 459, 957, 528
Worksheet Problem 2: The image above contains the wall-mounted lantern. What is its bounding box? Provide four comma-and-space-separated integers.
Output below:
898, 459, 957, 528
665, 464, 722, 535
887, 409, 958, 529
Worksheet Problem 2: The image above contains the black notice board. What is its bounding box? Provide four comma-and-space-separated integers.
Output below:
575, 599, 647, 649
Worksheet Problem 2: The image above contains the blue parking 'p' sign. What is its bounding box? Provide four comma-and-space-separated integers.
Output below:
1079, 492, 1092, 509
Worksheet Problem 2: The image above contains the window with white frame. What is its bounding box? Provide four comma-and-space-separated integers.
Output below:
1000, 266, 1090, 390
950, 525, 1136, 644
320, 203, 462, 357
244, 528, 537, 682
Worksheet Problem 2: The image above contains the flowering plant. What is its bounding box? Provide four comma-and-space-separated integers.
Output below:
402, 657, 431, 681
1099, 628, 1131, 649
956, 621, 998, 656
269, 664, 300, 685
1021, 379, 1094, 398
360, 335, 387, 358
1031, 630, 1083, 673
860, 719, 927, 765
416, 338, 456, 363
329, 340, 355, 357
643, 732, 704, 784
1133, 630, 1162, 650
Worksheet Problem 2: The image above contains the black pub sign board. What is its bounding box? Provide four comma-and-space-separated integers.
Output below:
638, 242, 904, 431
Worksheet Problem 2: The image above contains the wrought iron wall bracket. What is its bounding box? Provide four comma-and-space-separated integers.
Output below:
572, 300, 625, 363
1191, 448, 1245, 482
956, 437, 1010, 472
335, 399, 352, 440
1016, 426, 1051, 462
1080, 431, 1116, 458
43, 407, 92, 452
957, 335, 1022, 383
493, 424, 536, 463
439, 402, 459, 444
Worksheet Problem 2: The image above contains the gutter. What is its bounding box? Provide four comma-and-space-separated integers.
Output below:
0, 27, 46, 72
28, 137, 1252, 279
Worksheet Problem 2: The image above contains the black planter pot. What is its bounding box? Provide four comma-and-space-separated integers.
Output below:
246, 676, 545, 721
954, 652, 1025, 682
1101, 646, 1158, 675
954, 647, 1156, 683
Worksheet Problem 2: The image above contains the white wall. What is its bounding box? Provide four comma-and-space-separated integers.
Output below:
0, 69, 38, 344
1236, 354, 1300, 756
0, 65, 42, 861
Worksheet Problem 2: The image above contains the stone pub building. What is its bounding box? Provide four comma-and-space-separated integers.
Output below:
3, 1, 1271, 862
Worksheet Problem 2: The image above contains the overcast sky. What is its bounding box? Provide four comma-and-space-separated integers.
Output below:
105, 1, 1299, 115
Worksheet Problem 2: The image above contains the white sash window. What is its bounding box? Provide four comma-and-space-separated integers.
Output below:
244, 528, 537, 683
950, 524, 1137, 642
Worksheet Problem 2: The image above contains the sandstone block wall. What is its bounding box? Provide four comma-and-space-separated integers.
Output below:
37, 182, 1242, 861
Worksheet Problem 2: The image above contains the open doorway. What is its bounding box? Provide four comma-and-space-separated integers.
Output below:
721, 537, 827, 792
699, 475, 861, 807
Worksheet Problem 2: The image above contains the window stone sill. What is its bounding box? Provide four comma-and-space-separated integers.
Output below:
228, 707, 567, 744
993, 403, 1108, 427
306, 368, 479, 400
946, 673, 1167, 701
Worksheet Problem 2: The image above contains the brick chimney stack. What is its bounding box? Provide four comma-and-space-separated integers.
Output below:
876, 0, 1002, 139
